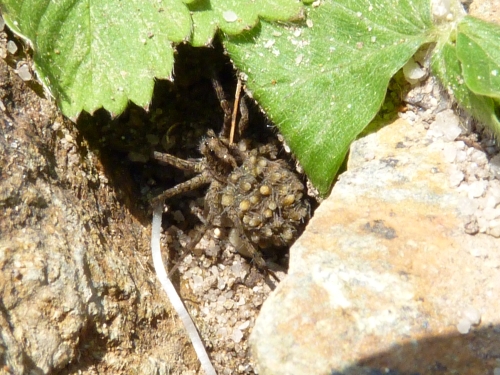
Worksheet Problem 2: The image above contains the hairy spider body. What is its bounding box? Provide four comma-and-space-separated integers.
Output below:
153, 129, 309, 270
152, 78, 310, 272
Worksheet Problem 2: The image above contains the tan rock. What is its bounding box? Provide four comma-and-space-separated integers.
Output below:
251, 118, 500, 375
469, 0, 500, 25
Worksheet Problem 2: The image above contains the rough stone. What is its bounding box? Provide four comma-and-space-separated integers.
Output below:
469, 0, 500, 24
0, 40, 198, 375
251, 118, 500, 375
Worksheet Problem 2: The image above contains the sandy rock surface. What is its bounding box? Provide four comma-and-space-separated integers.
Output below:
251, 116, 500, 375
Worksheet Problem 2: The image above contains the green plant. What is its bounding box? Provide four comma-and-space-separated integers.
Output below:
1, 0, 499, 195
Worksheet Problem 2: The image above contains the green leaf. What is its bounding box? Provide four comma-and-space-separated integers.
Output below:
224, 0, 434, 195
457, 16, 500, 99
432, 36, 500, 137
189, 0, 304, 47
0, 0, 191, 119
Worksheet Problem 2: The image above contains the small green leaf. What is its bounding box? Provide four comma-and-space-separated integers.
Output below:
457, 16, 500, 99
225, 0, 434, 195
189, 0, 303, 47
432, 37, 500, 137
1, 0, 191, 119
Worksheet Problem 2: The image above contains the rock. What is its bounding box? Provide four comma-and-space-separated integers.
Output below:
469, 0, 500, 25
250, 118, 500, 375
0, 45, 198, 374
427, 109, 462, 142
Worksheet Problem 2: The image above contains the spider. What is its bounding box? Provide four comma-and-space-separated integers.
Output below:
151, 77, 310, 276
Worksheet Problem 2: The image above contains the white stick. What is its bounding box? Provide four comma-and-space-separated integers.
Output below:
151, 203, 217, 375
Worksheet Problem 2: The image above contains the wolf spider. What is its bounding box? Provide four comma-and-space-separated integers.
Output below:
151, 77, 309, 276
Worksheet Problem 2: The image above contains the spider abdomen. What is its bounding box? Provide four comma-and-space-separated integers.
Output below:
209, 148, 309, 253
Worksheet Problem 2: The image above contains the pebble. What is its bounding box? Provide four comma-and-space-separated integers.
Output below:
455, 149, 467, 162
430, 109, 462, 141
17, 64, 32, 81
442, 143, 457, 163
191, 274, 204, 291
462, 307, 481, 325
490, 154, 500, 177
486, 182, 500, 205
482, 207, 500, 221
231, 328, 244, 343
483, 194, 499, 209
467, 180, 486, 199
456, 318, 471, 334
217, 327, 228, 338
470, 149, 488, 166
217, 277, 226, 290
223, 299, 234, 310
488, 221, 500, 238
465, 163, 479, 180
448, 169, 464, 187
459, 197, 477, 216
403, 58, 427, 82
7, 40, 18, 54
173, 210, 185, 223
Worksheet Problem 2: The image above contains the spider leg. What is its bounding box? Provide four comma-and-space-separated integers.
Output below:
227, 211, 267, 270
211, 77, 232, 138
167, 222, 211, 278
237, 95, 249, 141
152, 151, 204, 173
212, 75, 248, 144
229, 229, 280, 283
226, 209, 281, 282
151, 174, 211, 205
